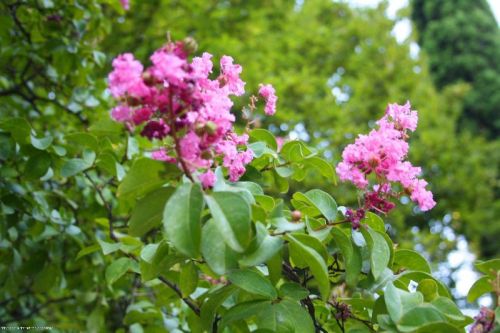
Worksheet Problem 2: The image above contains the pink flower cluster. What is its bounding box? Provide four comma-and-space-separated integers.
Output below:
259, 84, 277, 116
336, 102, 435, 212
120, 0, 129, 10
108, 40, 275, 188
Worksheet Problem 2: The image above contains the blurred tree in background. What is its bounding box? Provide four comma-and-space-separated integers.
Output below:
411, 0, 500, 136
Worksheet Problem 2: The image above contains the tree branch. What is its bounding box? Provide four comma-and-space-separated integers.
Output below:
282, 262, 326, 333
158, 276, 200, 316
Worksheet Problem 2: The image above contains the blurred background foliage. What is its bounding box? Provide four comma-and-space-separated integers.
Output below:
0, 0, 498, 330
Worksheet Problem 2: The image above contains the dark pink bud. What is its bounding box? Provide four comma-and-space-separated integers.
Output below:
141, 120, 170, 140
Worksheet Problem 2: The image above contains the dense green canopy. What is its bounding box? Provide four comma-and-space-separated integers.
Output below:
411, 0, 500, 136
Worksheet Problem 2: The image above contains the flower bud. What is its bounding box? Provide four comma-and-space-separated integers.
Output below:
291, 210, 302, 222
142, 71, 156, 86
195, 122, 205, 135
205, 121, 217, 135
183, 37, 198, 55
201, 150, 213, 160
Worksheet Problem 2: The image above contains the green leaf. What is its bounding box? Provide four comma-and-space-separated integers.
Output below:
292, 189, 337, 221
31, 134, 53, 150
289, 232, 328, 264
305, 216, 331, 241
397, 304, 446, 332
0, 134, 15, 160
303, 156, 335, 181
227, 268, 277, 299
76, 244, 100, 260
279, 282, 309, 301
361, 227, 390, 280
213, 168, 256, 205
93, 50, 106, 66
280, 141, 313, 162
347, 242, 363, 287
140, 241, 182, 281
363, 212, 385, 233
61, 158, 93, 177
267, 251, 283, 286
272, 169, 289, 193
248, 142, 277, 159
270, 202, 304, 232
129, 187, 174, 237
201, 219, 239, 275
65, 132, 99, 151
105, 257, 133, 286
413, 322, 462, 333
397, 271, 452, 299
88, 119, 122, 139
384, 282, 403, 322
467, 276, 492, 302
33, 264, 59, 293
200, 285, 237, 331
117, 158, 168, 201
140, 243, 159, 263
255, 195, 275, 211
239, 223, 283, 267
331, 227, 353, 263
393, 249, 431, 274
255, 303, 278, 331
25, 151, 51, 179
250, 128, 277, 150
417, 279, 439, 302
384, 282, 423, 323
287, 234, 330, 300
205, 191, 252, 253
304, 189, 337, 221
97, 239, 121, 255
275, 299, 315, 333
474, 259, 500, 275
220, 300, 270, 329
0, 117, 31, 143
180, 261, 198, 297
163, 183, 203, 258
430, 297, 465, 322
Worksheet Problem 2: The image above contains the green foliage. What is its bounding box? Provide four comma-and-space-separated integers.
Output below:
163, 182, 204, 258
1, 0, 498, 331
467, 258, 500, 303
411, 0, 500, 135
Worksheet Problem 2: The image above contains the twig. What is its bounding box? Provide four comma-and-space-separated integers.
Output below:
313, 219, 349, 231
83, 171, 117, 242
260, 161, 292, 172
158, 276, 200, 316
282, 263, 326, 333
167, 89, 194, 181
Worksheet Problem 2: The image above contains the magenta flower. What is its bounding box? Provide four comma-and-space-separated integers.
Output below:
219, 56, 245, 96
199, 170, 216, 189
108, 40, 274, 185
111, 105, 132, 122
120, 0, 129, 10
108, 53, 148, 99
336, 102, 435, 212
259, 83, 277, 115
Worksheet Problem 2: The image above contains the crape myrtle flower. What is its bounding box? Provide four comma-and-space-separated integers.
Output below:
108, 38, 277, 188
337, 102, 435, 216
